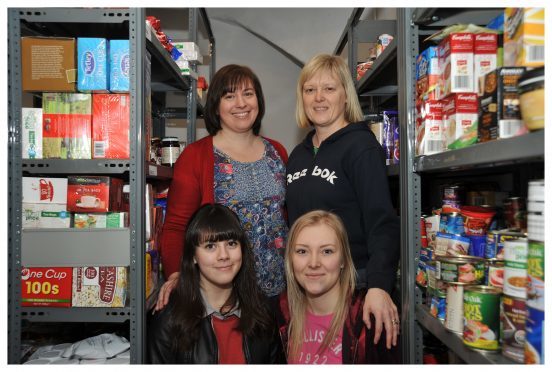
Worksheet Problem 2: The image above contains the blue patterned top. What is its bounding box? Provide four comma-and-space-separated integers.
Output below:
213, 138, 287, 297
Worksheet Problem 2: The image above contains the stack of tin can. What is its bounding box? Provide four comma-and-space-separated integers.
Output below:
524, 180, 544, 364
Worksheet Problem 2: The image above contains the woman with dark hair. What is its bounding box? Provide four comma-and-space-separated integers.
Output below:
148, 204, 285, 364
156, 65, 288, 310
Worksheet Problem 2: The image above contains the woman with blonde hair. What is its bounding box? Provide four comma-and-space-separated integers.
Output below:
286, 54, 400, 349
275, 210, 399, 364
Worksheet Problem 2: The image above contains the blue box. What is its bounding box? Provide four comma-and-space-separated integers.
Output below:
78, 38, 109, 92
109, 40, 130, 92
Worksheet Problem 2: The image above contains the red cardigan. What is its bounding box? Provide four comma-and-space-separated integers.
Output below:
159, 135, 288, 278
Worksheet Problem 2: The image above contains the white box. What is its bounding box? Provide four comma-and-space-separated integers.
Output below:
72, 266, 128, 307
73, 212, 128, 228
22, 108, 43, 159
22, 203, 70, 228
23, 177, 68, 204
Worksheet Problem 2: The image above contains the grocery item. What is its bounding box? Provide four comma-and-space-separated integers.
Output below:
435, 232, 470, 256
503, 238, 528, 299
526, 241, 544, 310
437, 32, 475, 98
443, 93, 479, 150
109, 40, 130, 92
161, 137, 181, 166
474, 33, 498, 96
439, 212, 464, 235
468, 235, 486, 257
485, 259, 504, 288
485, 229, 526, 259
463, 285, 501, 351
72, 267, 128, 307
435, 255, 484, 284
518, 67, 544, 131
430, 295, 446, 321
22, 203, 70, 229
503, 196, 527, 231
504, 8, 545, 67
77, 38, 109, 92
460, 205, 495, 236
92, 94, 130, 159
501, 294, 526, 363
416, 46, 440, 100
444, 282, 467, 333
67, 176, 124, 213
525, 306, 544, 364
22, 108, 43, 159
73, 212, 128, 228
415, 100, 445, 155
21, 267, 72, 307
376, 34, 394, 57
22, 177, 68, 204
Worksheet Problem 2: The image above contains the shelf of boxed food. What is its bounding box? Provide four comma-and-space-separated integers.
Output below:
416, 304, 515, 364
21, 307, 131, 323
414, 130, 544, 172
21, 229, 130, 267
22, 160, 130, 175
356, 39, 397, 95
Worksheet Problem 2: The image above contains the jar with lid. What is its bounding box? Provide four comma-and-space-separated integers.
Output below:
150, 137, 161, 165
161, 137, 181, 167
518, 66, 544, 131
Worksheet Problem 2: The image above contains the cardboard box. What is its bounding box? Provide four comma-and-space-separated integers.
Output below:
504, 8, 545, 67
437, 33, 475, 99
72, 266, 128, 307
92, 94, 130, 159
474, 33, 498, 96
77, 38, 109, 92
22, 177, 68, 204
416, 100, 445, 156
22, 108, 43, 159
42, 93, 92, 159
109, 40, 130, 92
443, 93, 479, 150
73, 212, 128, 228
67, 175, 124, 213
22, 203, 70, 229
21, 37, 76, 92
479, 67, 526, 142
416, 46, 440, 100
21, 267, 73, 307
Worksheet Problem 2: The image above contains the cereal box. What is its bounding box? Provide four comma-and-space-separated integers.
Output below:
67, 176, 124, 213
92, 94, 130, 159
22, 108, 43, 159
416, 46, 440, 100
22, 177, 68, 204
77, 38, 109, 92
109, 40, 130, 92
21, 267, 72, 307
42, 93, 92, 159
73, 212, 128, 228
504, 8, 545, 67
443, 93, 479, 150
438, 33, 475, 99
72, 266, 128, 307
22, 203, 71, 229
474, 33, 498, 96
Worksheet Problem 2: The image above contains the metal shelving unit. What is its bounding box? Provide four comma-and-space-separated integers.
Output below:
8, 7, 214, 364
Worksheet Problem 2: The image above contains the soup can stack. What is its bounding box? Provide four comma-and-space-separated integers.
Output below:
525, 179, 544, 364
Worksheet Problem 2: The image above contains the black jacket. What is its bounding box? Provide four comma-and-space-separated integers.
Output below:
147, 300, 285, 364
286, 122, 400, 293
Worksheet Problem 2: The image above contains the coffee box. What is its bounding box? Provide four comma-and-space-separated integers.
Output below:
21, 267, 73, 307
22, 108, 43, 159
92, 94, 130, 159
67, 176, 124, 213
72, 266, 128, 307
443, 93, 478, 150
504, 8, 545, 67
474, 33, 498, 96
22, 177, 68, 204
438, 33, 475, 99
109, 40, 130, 92
77, 38, 109, 92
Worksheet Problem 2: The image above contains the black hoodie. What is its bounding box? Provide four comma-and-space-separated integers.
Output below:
286, 121, 400, 293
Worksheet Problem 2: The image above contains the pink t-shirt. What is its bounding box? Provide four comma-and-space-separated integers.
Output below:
290, 311, 343, 364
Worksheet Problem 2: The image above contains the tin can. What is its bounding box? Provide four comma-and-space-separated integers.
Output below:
442, 199, 462, 212
526, 240, 544, 310
426, 261, 437, 291
500, 294, 526, 363
444, 282, 467, 333
463, 285, 502, 351
503, 196, 527, 231
468, 234, 486, 257
419, 247, 433, 262
439, 212, 465, 235
485, 259, 504, 288
503, 239, 528, 299
435, 232, 470, 256
436, 256, 485, 284
420, 216, 428, 248
443, 184, 465, 202
485, 229, 527, 259
430, 295, 446, 321
434, 279, 449, 297
525, 305, 544, 364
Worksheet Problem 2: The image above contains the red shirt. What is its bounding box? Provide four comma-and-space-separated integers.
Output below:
211, 315, 245, 364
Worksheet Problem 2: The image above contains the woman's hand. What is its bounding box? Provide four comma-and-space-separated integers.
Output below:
363, 287, 399, 349
154, 271, 180, 312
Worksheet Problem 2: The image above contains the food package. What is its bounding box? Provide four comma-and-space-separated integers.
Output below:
22, 108, 43, 159
415, 99, 445, 155
504, 8, 545, 67
416, 46, 440, 100
22, 203, 70, 229
77, 38, 109, 92
437, 32, 475, 99
109, 40, 130, 92
61, 333, 129, 359
42, 93, 92, 159
67, 176, 124, 213
21, 37, 76, 92
172, 41, 203, 63
22, 177, 68, 204
474, 33, 498, 96
21, 267, 73, 307
72, 267, 128, 307
73, 212, 128, 228
443, 93, 478, 150
92, 94, 130, 159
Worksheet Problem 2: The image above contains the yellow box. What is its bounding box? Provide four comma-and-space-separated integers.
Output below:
504, 8, 545, 67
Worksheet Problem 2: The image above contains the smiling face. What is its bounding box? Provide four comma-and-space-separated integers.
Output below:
194, 239, 242, 291
302, 70, 348, 130
218, 81, 259, 134
291, 223, 343, 302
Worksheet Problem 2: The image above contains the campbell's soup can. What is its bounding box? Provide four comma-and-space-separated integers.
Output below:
485, 259, 504, 288
525, 305, 544, 364
444, 282, 467, 333
463, 285, 502, 351
503, 239, 528, 299
527, 240, 544, 310
500, 294, 526, 363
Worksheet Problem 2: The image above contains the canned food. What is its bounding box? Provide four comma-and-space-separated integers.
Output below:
485, 229, 527, 259
435, 232, 470, 256
419, 247, 433, 262
444, 282, 467, 333
461, 206, 496, 236
434, 279, 449, 297
436, 256, 485, 284
468, 235, 486, 257
503, 239, 528, 299
503, 197, 527, 231
439, 212, 465, 235
426, 261, 437, 291
443, 184, 465, 202
463, 285, 502, 351
526, 240, 544, 310
485, 259, 504, 288
525, 305, 544, 364
442, 200, 462, 213
500, 294, 526, 363
430, 295, 446, 321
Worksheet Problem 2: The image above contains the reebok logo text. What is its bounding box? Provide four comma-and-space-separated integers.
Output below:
287, 165, 338, 185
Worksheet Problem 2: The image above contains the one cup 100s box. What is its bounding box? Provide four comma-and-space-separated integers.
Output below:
21, 267, 73, 307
